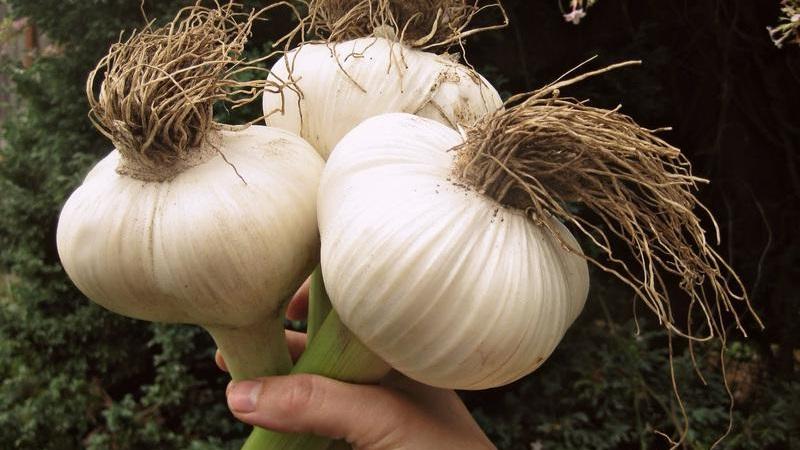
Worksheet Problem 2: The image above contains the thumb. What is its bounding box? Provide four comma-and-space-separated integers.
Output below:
227, 374, 414, 446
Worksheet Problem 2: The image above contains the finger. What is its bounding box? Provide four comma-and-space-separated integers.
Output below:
380, 371, 484, 433
216, 330, 308, 372
286, 277, 310, 321
286, 329, 307, 362
215, 349, 228, 372
227, 374, 414, 446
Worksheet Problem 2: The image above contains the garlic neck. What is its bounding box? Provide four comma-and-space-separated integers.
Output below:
453, 139, 581, 212
115, 131, 221, 182
452, 142, 532, 212
205, 318, 292, 381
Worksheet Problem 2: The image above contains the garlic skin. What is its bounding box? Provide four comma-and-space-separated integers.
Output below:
318, 113, 590, 390
57, 125, 323, 329
263, 37, 503, 159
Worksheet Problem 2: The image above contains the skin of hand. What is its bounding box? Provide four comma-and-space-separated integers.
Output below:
217, 279, 497, 450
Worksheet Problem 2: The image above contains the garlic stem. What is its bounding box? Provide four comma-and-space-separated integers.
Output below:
205, 319, 293, 382
306, 266, 332, 343
295, 309, 391, 382
242, 308, 390, 450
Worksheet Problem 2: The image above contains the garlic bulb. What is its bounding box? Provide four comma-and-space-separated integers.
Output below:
263, 37, 502, 159
58, 125, 324, 379
318, 113, 589, 389
58, 3, 330, 382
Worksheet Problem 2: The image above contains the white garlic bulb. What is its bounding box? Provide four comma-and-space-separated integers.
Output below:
57, 125, 324, 379
263, 37, 503, 159
318, 113, 589, 389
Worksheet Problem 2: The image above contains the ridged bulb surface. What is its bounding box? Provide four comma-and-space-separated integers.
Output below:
57, 126, 323, 328
263, 37, 502, 159
318, 113, 590, 389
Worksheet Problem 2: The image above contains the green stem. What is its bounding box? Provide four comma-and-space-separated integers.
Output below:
242, 310, 390, 450
306, 266, 331, 343
207, 318, 295, 449
306, 267, 350, 450
204, 318, 293, 381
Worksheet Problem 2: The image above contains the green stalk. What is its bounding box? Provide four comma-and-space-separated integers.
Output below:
306, 266, 331, 343
207, 316, 295, 450
242, 309, 390, 450
305, 268, 352, 450
204, 317, 293, 381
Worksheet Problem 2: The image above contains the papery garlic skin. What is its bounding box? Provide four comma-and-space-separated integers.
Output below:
263, 37, 502, 159
318, 113, 589, 390
57, 125, 323, 329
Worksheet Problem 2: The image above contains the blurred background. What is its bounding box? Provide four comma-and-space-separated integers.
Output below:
0, 1, 798, 449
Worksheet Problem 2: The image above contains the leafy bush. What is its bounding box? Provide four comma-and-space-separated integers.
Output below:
0, 1, 252, 448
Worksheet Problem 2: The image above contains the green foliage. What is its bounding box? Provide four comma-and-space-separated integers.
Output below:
0, 1, 251, 448
1, 1, 798, 449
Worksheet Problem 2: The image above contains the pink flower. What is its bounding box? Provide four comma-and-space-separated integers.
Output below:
564, 8, 587, 25
791, 14, 800, 22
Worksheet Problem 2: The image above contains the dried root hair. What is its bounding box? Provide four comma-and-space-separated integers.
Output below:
455, 60, 763, 345
454, 60, 764, 446
86, 2, 283, 181
300, 0, 507, 50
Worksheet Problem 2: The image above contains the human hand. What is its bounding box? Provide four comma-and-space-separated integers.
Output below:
217, 279, 496, 450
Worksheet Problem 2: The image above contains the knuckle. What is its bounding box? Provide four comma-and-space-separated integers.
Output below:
350, 390, 411, 443
274, 374, 322, 416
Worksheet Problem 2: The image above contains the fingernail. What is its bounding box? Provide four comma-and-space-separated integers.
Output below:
228, 380, 261, 413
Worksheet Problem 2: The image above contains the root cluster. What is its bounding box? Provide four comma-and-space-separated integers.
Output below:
86, 2, 274, 180
454, 62, 762, 346
304, 0, 507, 49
